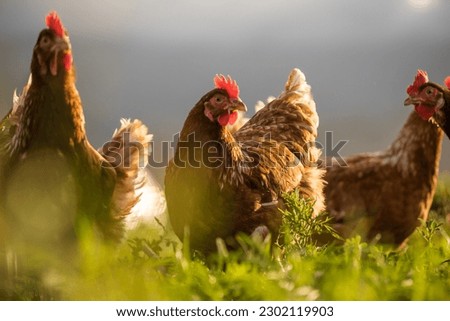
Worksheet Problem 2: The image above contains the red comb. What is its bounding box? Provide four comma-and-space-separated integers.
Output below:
444, 76, 450, 90
214, 74, 240, 99
45, 11, 65, 38
406, 69, 429, 96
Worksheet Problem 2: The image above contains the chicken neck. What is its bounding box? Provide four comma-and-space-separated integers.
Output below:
386, 111, 443, 180
12, 72, 86, 154
176, 104, 241, 172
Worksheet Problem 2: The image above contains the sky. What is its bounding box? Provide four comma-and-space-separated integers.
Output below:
0, 0, 449, 182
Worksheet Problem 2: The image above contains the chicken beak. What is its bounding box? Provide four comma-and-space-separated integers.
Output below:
404, 96, 418, 106
49, 38, 71, 76
54, 36, 70, 52
231, 99, 247, 112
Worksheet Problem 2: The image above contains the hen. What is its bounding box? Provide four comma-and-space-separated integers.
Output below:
165, 68, 324, 253
404, 70, 450, 139
324, 70, 443, 246
0, 12, 151, 249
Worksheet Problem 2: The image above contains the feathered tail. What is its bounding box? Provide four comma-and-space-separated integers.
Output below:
99, 119, 153, 229
282, 68, 324, 216
234, 68, 325, 216
282, 68, 319, 134
125, 168, 167, 230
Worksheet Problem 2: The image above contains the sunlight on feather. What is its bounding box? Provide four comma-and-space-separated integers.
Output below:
228, 96, 275, 133
126, 168, 167, 230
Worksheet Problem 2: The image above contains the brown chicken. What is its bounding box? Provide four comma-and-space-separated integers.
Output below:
0, 12, 151, 248
404, 70, 450, 139
324, 70, 443, 246
165, 69, 324, 253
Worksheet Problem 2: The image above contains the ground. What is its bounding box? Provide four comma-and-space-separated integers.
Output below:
1, 173, 450, 300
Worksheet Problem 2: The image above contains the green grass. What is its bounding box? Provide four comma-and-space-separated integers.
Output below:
1, 174, 450, 301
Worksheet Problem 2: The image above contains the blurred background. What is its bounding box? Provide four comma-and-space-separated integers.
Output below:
0, 0, 449, 183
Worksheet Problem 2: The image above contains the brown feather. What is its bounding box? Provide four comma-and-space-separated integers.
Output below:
324, 111, 443, 245
98, 119, 152, 237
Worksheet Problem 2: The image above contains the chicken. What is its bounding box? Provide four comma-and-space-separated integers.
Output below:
165, 68, 324, 253
324, 70, 443, 246
0, 12, 151, 248
404, 70, 450, 139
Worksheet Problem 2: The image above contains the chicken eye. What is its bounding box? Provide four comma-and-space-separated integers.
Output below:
215, 96, 223, 103
40, 36, 50, 46
426, 88, 434, 95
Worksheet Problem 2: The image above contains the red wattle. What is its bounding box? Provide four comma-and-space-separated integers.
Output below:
415, 104, 435, 120
228, 111, 238, 125
218, 112, 230, 126
218, 111, 238, 126
63, 53, 72, 71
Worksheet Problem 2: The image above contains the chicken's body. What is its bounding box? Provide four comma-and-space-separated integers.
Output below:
166, 69, 324, 253
325, 111, 442, 245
